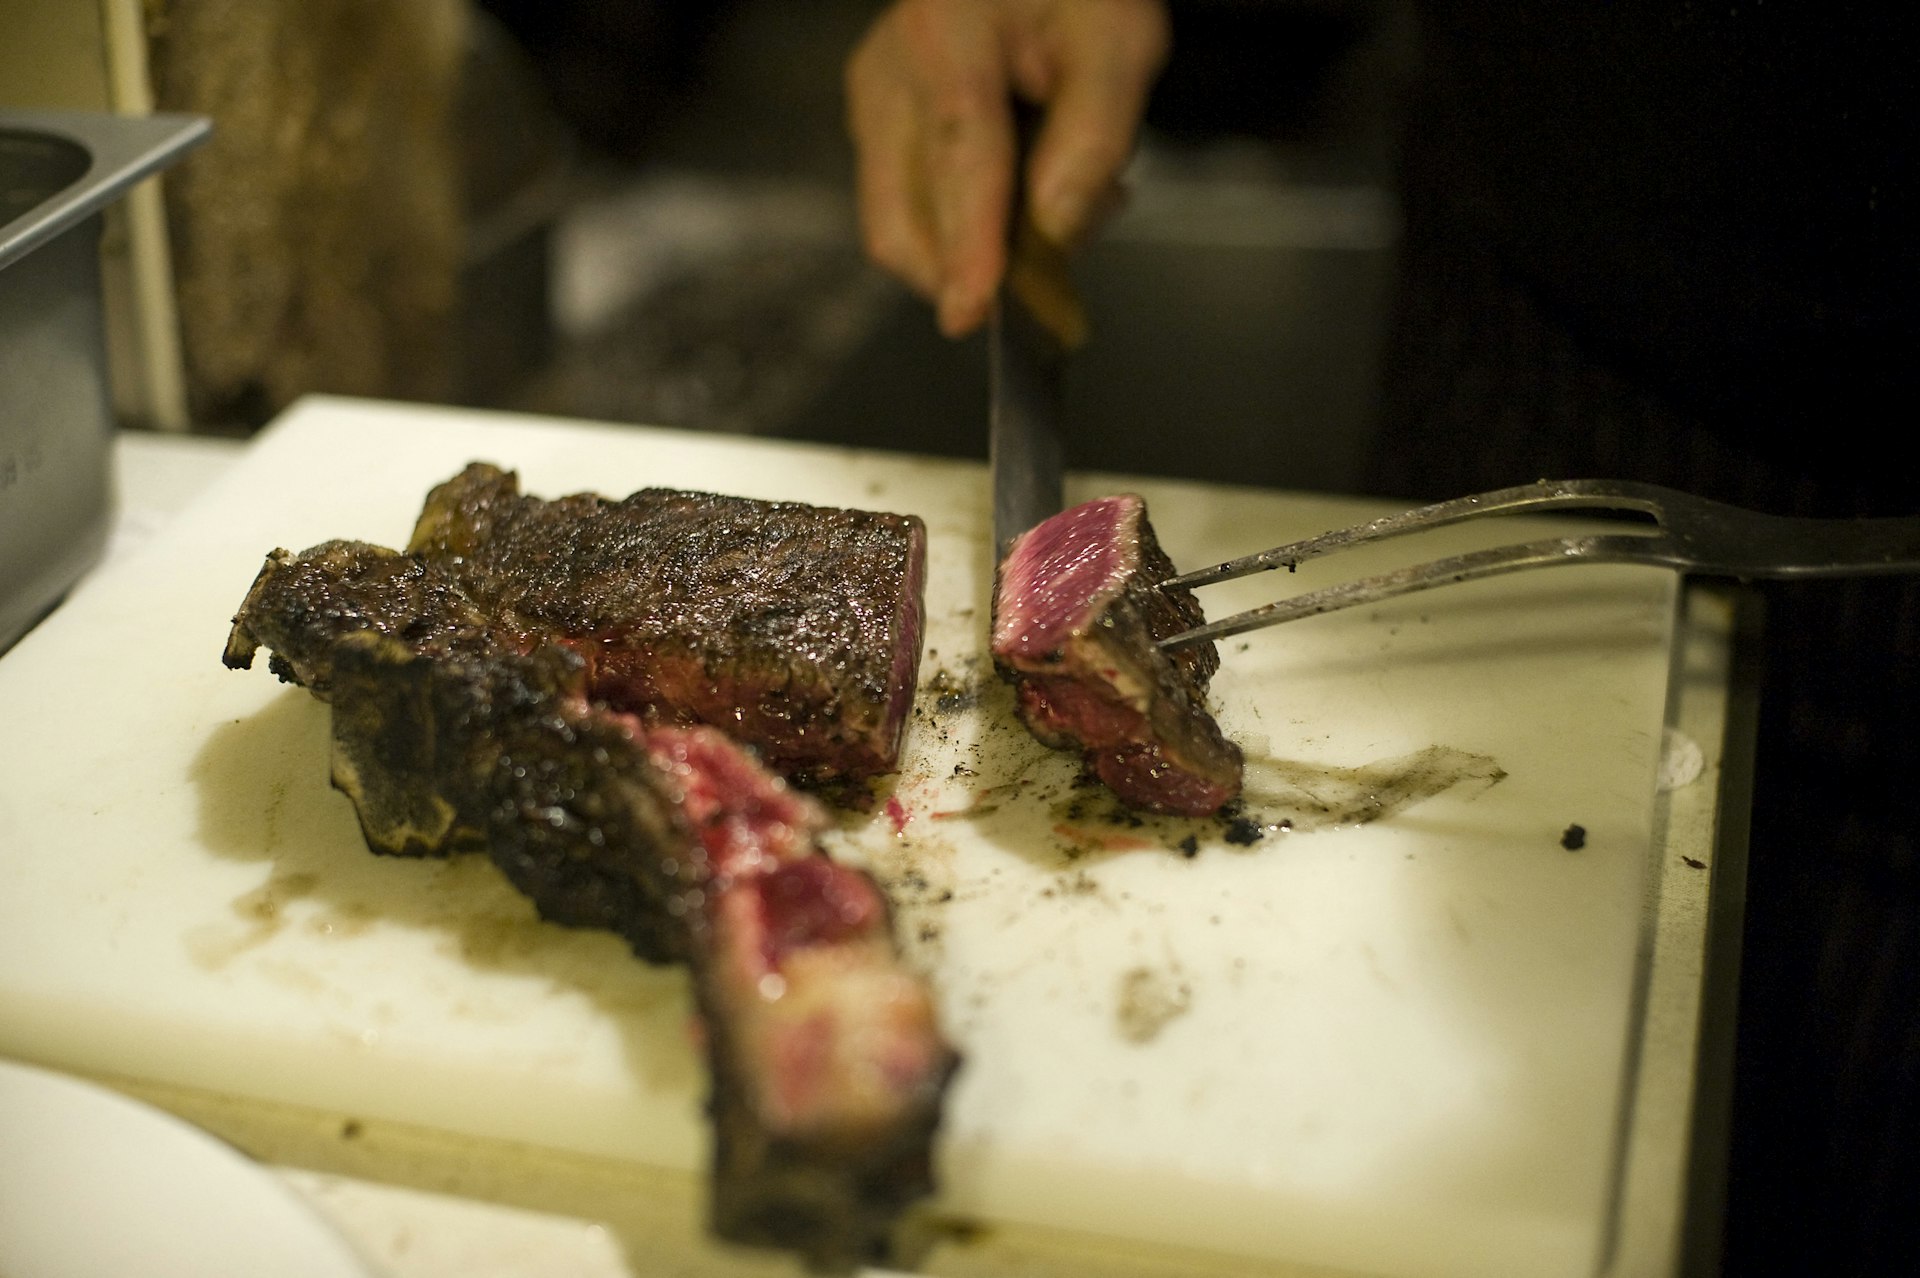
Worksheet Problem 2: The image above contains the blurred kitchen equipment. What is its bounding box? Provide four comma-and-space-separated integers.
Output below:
1162, 477, 1920, 646
0, 109, 210, 652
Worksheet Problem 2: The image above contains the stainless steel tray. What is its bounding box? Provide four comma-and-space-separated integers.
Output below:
0, 109, 209, 651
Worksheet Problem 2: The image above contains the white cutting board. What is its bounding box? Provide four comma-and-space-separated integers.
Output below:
0, 397, 1678, 1278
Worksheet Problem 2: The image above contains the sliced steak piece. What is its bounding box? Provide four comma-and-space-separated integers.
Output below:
645, 724, 955, 1260
321, 635, 957, 1262
991, 494, 1243, 816
405, 463, 927, 784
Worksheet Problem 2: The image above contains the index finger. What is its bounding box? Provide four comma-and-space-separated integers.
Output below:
899, 4, 1018, 335
1026, 1, 1169, 245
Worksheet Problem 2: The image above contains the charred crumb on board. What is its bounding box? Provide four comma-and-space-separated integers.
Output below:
868, 869, 957, 909
935, 686, 978, 715
339, 1118, 363, 1140
922, 666, 984, 717
1561, 823, 1588, 851
1038, 868, 1103, 901
1683, 855, 1707, 869
857, 833, 966, 969
1051, 788, 1147, 830
1219, 802, 1266, 847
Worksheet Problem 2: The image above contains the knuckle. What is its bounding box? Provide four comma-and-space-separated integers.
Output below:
928, 81, 997, 135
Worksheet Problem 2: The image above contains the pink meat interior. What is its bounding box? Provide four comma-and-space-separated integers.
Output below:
992, 495, 1139, 661
644, 724, 823, 876
880, 521, 929, 761
643, 724, 882, 970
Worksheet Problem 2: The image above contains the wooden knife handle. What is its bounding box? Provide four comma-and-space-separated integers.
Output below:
1007, 215, 1089, 351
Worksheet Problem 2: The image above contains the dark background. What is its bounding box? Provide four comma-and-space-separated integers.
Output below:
465, 0, 1411, 495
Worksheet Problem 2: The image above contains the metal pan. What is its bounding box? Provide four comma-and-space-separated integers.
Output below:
0, 109, 209, 652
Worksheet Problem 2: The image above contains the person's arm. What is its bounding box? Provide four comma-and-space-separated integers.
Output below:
845, 0, 1169, 337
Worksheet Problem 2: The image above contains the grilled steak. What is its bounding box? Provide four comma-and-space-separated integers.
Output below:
404, 463, 926, 784
222, 469, 955, 1268
991, 494, 1243, 816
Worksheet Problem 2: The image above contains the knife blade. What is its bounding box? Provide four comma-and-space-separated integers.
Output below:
990, 211, 1086, 560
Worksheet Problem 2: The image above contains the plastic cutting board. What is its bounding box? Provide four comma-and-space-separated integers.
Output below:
0, 397, 1681, 1278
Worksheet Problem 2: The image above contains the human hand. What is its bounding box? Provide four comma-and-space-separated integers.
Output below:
845, 0, 1169, 337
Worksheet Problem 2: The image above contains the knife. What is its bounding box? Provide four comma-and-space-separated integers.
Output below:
989, 128, 1088, 560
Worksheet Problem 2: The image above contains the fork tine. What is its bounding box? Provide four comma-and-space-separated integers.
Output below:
1162, 479, 1666, 591
1159, 532, 1678, 649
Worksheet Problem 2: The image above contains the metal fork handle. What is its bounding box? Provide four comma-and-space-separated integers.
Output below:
1166, 477, 1920, 586
1159, 478, 1920, 648
1160, 501, 1920, 649
1662, 506, 1920, 577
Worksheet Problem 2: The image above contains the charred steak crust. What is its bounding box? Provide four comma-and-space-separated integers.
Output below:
405, 463, 927, 783
223, 469, 956, 1269
326, 633, 695, 962
991, 494, 1244, 816
220, 539, 526, 696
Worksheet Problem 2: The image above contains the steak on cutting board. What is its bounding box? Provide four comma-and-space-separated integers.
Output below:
222, 468, 956, 1268
992, 494, 1243, 816
405, 462, 926, 784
